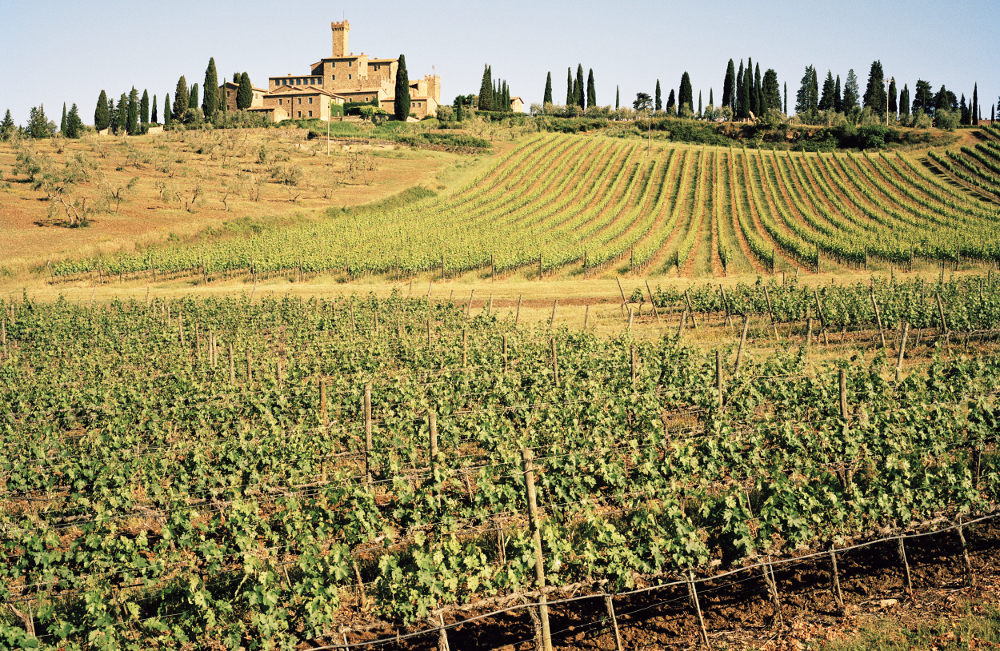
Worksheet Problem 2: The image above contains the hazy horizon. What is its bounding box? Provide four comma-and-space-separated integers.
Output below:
2, 0, 998, 126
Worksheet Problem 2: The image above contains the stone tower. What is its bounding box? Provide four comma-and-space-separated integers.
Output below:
331, 20, 350, 57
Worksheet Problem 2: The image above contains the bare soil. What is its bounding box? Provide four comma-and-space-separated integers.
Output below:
314, 520, 1000, 651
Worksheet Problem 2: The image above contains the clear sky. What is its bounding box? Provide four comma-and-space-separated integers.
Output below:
1, 0, 997, 126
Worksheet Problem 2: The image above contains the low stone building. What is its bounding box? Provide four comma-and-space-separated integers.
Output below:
263, 85, 346, 121
218, 81, 267, 112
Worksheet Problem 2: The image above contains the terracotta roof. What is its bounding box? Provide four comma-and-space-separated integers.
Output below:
267, 85, 340, 97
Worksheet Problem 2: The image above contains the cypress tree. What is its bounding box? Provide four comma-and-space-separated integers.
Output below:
566, 68, 573, 106
394, 54, 411, 120
95, 90, 110, 131
203, 57, 219, 119
679, 72, 693, 114
127, 87, 139, 135
862, 60, 886, 110
735, 61, 744, 116
113, 93, 127, 133
960, 95, 970, 125
972, 83, 979, 124
762, 69, 781, 112
899, 85, 910, 117
576, 64, 585, 108
188, 83, 199, 113
834, 75, 842, 113
748, 60, 758, 117
66, 104, 82, 139
237, 73, 253, 110
164, 93, 172, 126
709, 88, 714, 107
811, 68, 819, 114
173, 76, 188, 120
616, 86, 619, 110
698, 91, 702, 117
455, 98, 464, 122
543, 72, 553, 106
888, 79, 897, 116
151, 95, 157, 124
586, 69, 596, 110
60, 103, 67, 134
140, 89, 150, 126
655, 80, 662, 111
666, 89, 676, 115
819, 71, 835, 111
722, 59, 736, 111
478, 64, 493, 111
784, 82, 788, 115
738, 65, 750, 119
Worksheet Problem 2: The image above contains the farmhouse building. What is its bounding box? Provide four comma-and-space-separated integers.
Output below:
262, 20, 440, 121
219, 81, 267, 112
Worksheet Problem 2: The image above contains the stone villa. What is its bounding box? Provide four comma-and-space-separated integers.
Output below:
223, 20, 441, 122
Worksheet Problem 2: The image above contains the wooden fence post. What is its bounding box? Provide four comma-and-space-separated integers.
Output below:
521, 448, 553, 651
515, 295, 522, 326
645, 281, 660, 321
685, 290, 699, 329
687, 570, 709, 646
550, 299, 558, 328
839, 369, 848, 420
604, 594, 624, 651
896, 322, 909, 382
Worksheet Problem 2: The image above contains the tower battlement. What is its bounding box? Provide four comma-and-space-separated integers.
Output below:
331, 20, 350, 57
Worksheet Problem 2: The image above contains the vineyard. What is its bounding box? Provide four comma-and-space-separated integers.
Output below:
47, 131, 1000, 284
3, 277, 1000, 649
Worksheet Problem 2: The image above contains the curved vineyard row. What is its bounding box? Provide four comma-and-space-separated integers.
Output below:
51, 135, 1000, 281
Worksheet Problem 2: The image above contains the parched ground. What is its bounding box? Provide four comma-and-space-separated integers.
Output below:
0, 127, 478, 274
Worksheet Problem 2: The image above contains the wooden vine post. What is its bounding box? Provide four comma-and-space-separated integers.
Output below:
677, 308, 688, 339
603, 594, 624, 651
550, 299, 558, 328
719, 284, 733, 328
521, 448, 553, 651
645, 281, 660, 321
839, 369, 848, 420
896, 322, 909, 383
583, 305, 590, 330
870, 290, 887, 349
515, 295, 522, 326
763, 286, 779, 339
684, 290, 699, 329
733, 315, 750, 374
365, 383, 373, 488
551, 338, 559, 387
687, 570, 710, 646
320, 379, 328, 431
715, 350, 723, 409
898, 536, 913, 595
829, 544, 844, 610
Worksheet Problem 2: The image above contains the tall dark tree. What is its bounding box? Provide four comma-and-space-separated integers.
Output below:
455, 97, 464, 122
972, 83, 979, 124
565, 68, 573, 106
151, 95, 158, 124
655, 80, 662, 111
760, 69, 780, 113
0, 109, 14, 141
66, 103, 82, 139
960, 95, 970, 125
842, 69, 860, 114
794, 65, 818, 116
140, 89, 150, 126
735, 61, 745, 117
834, 75, 842, 113
709, 88, 714, 107
862, 60, 886, 111
164, 93, 172, 126
60, 103, 67, 134
575, 65, 585, 108
172, 76, 188, 120
615, 86, 619, 110
188, 83, 199, 113
911, 79, 933, 115
722, 59, 736, 112
666, 89, 676, 115
27, 105, 50, 139
698, 91, 702, 116
899, 85, 910, 117
127, 87, 139, 135
95, 90, 110, 131
678, 72, 693, 114
746, 58, 755, 116
586, 69, 596, 109
738, 64, 752, 119
543, 72, 553, 106
203, 57, 219, 119
749, 62, 760, 117
888, 79, 897, 117
114, 93, 127, 133
784, 82, 788, 115
819, 71, 836, 111
394, 54, 411, 120
933, 85, 957, 114
237, 73, 253, 110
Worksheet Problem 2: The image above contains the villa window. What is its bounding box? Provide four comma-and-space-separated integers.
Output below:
309, 111, 313, 117
332, 75, 336, 81
309, 98, 313, 104
349, 74, 352, 80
